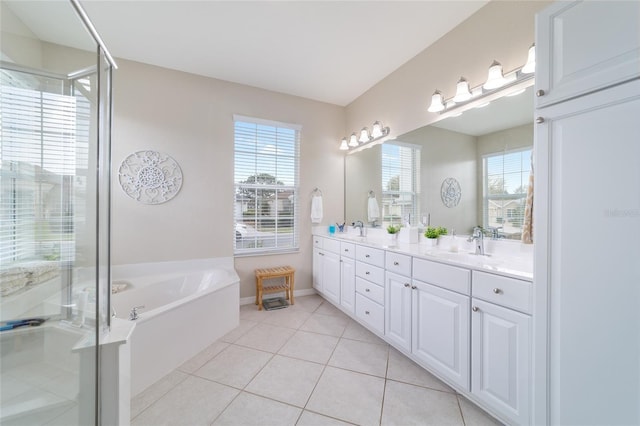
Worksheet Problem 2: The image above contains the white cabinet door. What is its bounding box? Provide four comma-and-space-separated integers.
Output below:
535, 1, 640, 108
535, 79, 640, 425
384, 271, 412, 352
413, 280, 470, 391
321, 251, 341, 305
340, 257, 356, 314
472, 298, 530, 426
312, 248, 323, 293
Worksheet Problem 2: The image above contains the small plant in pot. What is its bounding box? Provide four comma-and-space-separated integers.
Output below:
387, 224, 401, 242
424, 226, 447, 246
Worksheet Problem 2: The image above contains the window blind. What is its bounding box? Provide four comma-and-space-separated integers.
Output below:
483, 148, 532, 239
381, 142, 420, 226
233, 115, 300, 255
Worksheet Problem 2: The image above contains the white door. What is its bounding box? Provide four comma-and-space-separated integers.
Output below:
472, 298, 530, 426
384, 271, 412, 352
321, 251, 341, 305
535, 1, 640, 108
312, 248, 323, 293
535, 79, 640, 425
412, 280, 470, 391
340, 257, 356, 314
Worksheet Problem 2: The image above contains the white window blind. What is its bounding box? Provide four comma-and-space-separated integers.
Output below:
233, 115, 300, 255
483, 148, 532, 239
0, 71, 88, 265
381, 142, 420, 226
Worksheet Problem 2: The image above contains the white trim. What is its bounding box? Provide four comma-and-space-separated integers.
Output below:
240, 288, 317, 306
233, 114, 302, 131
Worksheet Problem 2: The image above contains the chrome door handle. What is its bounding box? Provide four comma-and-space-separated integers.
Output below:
393, 261, 399, 266
472, 306, 479, 312
493, 288, 501, 294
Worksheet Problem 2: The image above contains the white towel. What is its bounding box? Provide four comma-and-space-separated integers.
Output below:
311, 195, 323, 224
367, 197, 380, 222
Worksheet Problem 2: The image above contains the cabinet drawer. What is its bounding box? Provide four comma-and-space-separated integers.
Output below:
355, 277, 384, 305
355, 245, 385, 266
355, 293, 384, 335
472, 271, 532, 314
385, 252, 412, 277
355, 261, 384, 286
413, 258, 471, 295
340, 241, 356, 258
313, 236, 323, 249
322, 238, 341, 254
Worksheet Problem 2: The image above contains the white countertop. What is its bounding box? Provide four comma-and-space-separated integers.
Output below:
313, 228, 533, 281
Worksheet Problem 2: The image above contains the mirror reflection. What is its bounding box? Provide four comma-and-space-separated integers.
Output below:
345, 85, 533, 240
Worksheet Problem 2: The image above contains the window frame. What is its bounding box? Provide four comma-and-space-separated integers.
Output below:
380, 142, 421, 227
233, 115, 301, 256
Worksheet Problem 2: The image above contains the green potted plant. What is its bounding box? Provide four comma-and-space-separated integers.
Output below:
387, 224, 401, 242
424, 226, 447, 246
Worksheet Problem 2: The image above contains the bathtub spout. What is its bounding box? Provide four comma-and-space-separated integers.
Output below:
129, 305, 145, 321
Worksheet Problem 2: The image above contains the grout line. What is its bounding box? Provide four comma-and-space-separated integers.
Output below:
456, 394, 468, 426
378, 347, 391, 425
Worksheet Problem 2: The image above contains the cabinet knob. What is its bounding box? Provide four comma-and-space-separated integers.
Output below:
536, 89, 545, 97
404, 283, 410, 288
493, 288, 501, 294
411, 285, 417, 290
340, 259, 343, 263
393, 261, 399, 266
344, 249, 349, 252
472, 306, 479, 312
365, 310, 370, 315
536, 116, 545, 124
365, 271, 370, 275
365, 288, 370, 292
319, 252, 325, 256
365, 254, 370, 258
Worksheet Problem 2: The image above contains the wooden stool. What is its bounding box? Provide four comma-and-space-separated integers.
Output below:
255, 266, 295, 310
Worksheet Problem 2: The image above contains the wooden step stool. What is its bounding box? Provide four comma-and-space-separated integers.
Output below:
255, 266, 295, 310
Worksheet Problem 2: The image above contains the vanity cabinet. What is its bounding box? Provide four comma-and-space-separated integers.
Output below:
354, 245, 385, 334
384, 271, 412, 352
312, 237, 340, 304
339, 242, 356, 314
535, 1, 640, 108
471, 272, 531, 425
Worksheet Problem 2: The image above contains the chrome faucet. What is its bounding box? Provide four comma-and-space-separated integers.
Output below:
353, 221, 366, 237
129, 305, 145, 321
467, 227, 485, 255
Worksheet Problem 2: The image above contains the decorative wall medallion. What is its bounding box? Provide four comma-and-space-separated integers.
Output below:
441, 177, 461, 208
118, 151, 183, 204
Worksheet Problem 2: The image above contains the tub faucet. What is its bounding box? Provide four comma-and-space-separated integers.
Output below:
353, 221, 366, 237
129, 305, 145, 321
467, 227, 485, 255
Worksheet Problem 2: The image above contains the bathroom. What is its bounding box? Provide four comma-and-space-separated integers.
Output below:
1, 1, 638, 425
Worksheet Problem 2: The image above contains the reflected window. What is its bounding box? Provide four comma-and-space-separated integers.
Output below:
482, 148, 532, 239
381, 143, 420, 226
233, 116, 300, 255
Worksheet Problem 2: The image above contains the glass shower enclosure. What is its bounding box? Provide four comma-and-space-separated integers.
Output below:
1, 1, 114, 424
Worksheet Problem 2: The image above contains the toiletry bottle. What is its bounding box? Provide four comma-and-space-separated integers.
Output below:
449, 229, 459, 253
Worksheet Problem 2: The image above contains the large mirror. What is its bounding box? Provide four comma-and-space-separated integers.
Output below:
345, 84, 533, 240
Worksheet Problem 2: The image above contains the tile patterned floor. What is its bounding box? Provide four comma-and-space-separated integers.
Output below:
131, 295, 503, 426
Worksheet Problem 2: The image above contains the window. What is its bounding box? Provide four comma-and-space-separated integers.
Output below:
233, 115, 300, 255
381, 142, 420, 226
483, 148, 532, 239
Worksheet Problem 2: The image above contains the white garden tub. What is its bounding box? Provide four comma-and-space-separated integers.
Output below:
111, 257, 239, 396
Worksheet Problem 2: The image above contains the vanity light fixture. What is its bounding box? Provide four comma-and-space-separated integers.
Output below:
340, 121, 390, 153
483, 60, 508, 90
521, 43, 536, 74
453, 77, 472, 102
426, 43, 535, 118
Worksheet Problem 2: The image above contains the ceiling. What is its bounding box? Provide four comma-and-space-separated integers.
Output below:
5, 1, 488, 106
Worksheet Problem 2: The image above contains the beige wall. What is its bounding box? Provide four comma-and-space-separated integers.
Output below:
111, 60, 345, 298
345, 1, 551, 139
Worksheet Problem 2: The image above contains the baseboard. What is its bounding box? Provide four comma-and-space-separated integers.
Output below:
240, 288, 317, 306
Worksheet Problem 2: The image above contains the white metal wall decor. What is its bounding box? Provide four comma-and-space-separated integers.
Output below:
441, 177, 461, 208
118, 151, 183, 204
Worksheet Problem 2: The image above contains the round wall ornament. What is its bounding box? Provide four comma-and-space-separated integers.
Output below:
441, 177, 461, 208
118, 150, 183, 204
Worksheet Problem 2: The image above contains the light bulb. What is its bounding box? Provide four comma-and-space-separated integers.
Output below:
358, 128, 370, 143
371, 121, 383, 138
339, 138, 349, 150
483, 60, 507, 90
427, 90, 445, 112
348, 133, 358, 147
522, 44, 535, 74
453, 77, 472, 103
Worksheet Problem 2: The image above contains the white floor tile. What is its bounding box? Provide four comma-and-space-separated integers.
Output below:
131, 370, 189, 419
261, 308, 312, 330
178, 340, 230, 373
131, 376, 239, 426
386, 347, 454, 393
342, 320, 387, 345
234, 323, 296, 353
296, 410, 354, 426
220, 319, 259, 343
245, 355, 324, 407
212, 392, 301, 426
328, 338, 389, 377
289, 295, 324, 313
194, 345, 272, 389
306, 366, 385, 425
299, 313, 349, 337
239, 304, 269, 322
278, 330, 339, 364
314, 301, 349, 318
457, 395, 504, 426
381, 380, 464, 426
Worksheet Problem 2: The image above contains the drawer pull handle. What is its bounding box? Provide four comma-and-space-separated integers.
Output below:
472, 306, 479, 312
365, 271, 370, 275
536, 89, 545, 97
365, 310, 370, 315
344, 249, 349, 252
536, 117, 545, 124
365, 254, 370, 258
404, 283, 410, 288
319, 252, 325, 256
493, 288, 501, 294
411, 285, 417, 290
365, 288, 370, 292
393, 261, 399, 266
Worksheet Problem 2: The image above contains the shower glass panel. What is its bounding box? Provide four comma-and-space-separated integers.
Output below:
0, 1, 113, 424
